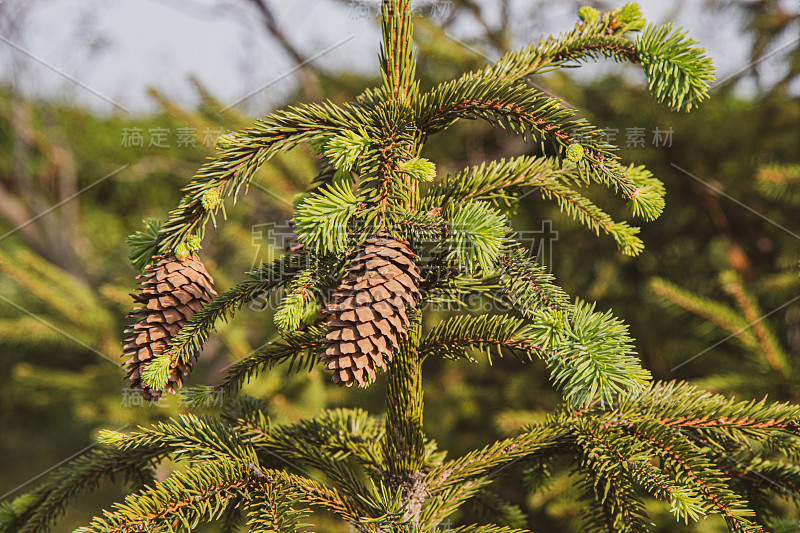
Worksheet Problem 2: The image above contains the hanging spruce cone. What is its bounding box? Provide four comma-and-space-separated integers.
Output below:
122, 254, 217, 400
322, 233, 421, 387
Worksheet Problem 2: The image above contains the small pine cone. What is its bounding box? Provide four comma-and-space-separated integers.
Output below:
122, 254, 217, 400
322, 233, 421, 387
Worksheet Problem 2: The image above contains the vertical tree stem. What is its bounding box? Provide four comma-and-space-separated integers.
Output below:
384, 315, 424, 475
381, 0, 416, 104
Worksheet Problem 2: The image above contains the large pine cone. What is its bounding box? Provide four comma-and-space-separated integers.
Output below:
322, 233, 421, 387
122, 254, 217, 400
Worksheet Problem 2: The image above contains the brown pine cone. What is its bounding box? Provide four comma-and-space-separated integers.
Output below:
322, 233, 421, 387
122, 254, 217, 400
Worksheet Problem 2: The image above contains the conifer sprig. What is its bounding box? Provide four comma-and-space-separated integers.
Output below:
495, 244, 572, 314
0, 447, 159, 533
154, 102, 366, 258
530, 301, 652, 407
126, 219, 162, 272
293, 181, 361, 253
217, 327, 326, 395
442, 527, 534, 533
231, 407, 386, 473
418, 314, 536, 363
480, 4, 643, 83
636, 24, 716, 112
475, 3, 713, 112
447, 202, 508, 273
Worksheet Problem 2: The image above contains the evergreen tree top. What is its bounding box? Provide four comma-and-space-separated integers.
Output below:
5, 3, 799, 533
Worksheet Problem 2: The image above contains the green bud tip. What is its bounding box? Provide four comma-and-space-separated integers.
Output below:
186, 235, 202, 251
201, 190, 222, 211
578, 6, 600, 24
402, 157, 437, 182
174, 242, 191, 261
616, 3, 645, 31
619, 3, 642, 23
216, 132, 236, 151
566, 144, 585, 163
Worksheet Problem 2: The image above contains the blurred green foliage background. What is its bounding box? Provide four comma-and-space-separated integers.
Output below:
0, 1, 798, 530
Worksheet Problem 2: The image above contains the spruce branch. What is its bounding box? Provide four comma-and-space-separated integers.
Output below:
426, 425, 568, 495
469, 489, 528, 529
611, 380, 800, 440
424, 157, 651, 254
390, 207, 448, 243
472, 5, 713, 113
533, 174, 644, 255
232, 407, 386, 473
650, 277, 760, 350
63, 412, 372, 532
1, 447, 159, 533
418, 314, 536, 363
442, 527, 535, 533
225, 406, 378, 503
573, 420, 700, 530
293, 180, 361, 253
420, 307, 650, 410
720, 270, 790, 381
495, 244, 571, 314
576, 433, 651, 533
73, 459, 256, 533
623, 421, 763, 532
478, 4, 643, 84
217, 327, 326, 395
725, 457, 800, 507
422, 425, 568, 526
168, 255, 309, 355
625, 165, 665, 221
419, 271, 505, 310
244, 484, 309, 533
155, 101, 365, 257
635, 24, 715, 112
420, 154, 570, 211
72, 460, 358, 533
416, 76, 642, 201
447, 202, 508, 273
578, 425, 707, 525
98, 414, 254, 463
529, 300, 651, 407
